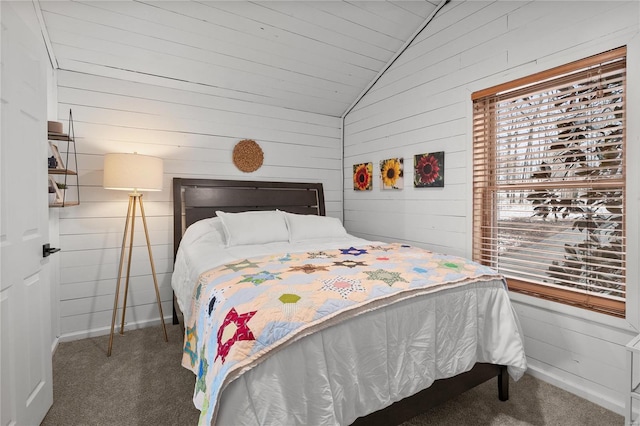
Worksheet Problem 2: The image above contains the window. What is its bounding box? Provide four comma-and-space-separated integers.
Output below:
472, 47, 626, 317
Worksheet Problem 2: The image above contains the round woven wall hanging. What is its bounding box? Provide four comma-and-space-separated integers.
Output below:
233, 139, 264, 173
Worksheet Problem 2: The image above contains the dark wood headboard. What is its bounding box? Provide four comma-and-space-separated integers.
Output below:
172, 178, 326, 259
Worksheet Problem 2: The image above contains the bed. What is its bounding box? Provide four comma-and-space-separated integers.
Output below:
171, 178, 527, 425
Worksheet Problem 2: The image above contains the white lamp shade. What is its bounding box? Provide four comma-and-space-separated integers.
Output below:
103, 153, 163, 191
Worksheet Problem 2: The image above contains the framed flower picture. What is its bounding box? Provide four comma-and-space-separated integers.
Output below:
414, 151, 444, 187
353, 162, 373, 191
380, 157, 403, 190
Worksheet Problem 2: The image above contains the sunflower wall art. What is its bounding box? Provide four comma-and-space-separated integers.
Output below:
414, 151, 444, 188
380, 157, 403, 190
353, 162, 373, 191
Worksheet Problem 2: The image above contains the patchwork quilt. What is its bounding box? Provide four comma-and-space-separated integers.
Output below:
182, 243, 504, 425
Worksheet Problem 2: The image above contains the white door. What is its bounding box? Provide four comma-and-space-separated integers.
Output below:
0, 3, 54, 425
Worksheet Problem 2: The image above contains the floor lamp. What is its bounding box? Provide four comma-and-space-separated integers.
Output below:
103, 152, 168, 357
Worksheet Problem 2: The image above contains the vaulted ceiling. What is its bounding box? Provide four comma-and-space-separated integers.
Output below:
38, 1, 444, 117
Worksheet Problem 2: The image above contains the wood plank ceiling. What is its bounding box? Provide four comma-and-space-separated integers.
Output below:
39, 1, 441, 117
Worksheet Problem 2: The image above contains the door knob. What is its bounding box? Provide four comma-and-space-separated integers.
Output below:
43, 243, 61, 258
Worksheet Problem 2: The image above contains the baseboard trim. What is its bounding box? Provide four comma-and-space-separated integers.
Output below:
526, 362, 624, 416
51, 336, 59, 356
58, 315, 175, 342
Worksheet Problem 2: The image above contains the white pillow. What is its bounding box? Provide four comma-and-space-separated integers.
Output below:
216, 210, 289, 247
283, 212, 348, 242
180, 217, 226, 248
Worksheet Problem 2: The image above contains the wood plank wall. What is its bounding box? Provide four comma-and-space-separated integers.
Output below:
55, 70, 342, 340
343, 0, 640, 415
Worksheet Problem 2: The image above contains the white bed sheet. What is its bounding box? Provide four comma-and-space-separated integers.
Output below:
172, 234, 527, 425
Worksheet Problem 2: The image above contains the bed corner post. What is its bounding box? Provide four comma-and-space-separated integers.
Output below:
172, 177, 183, 327
315, 183, 326, 216
498, 365, 509, 401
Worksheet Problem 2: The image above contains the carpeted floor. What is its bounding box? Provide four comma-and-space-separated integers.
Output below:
42, 325, 623, 426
